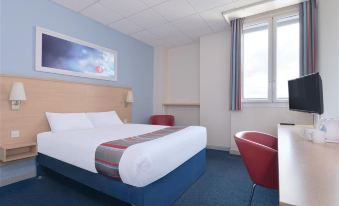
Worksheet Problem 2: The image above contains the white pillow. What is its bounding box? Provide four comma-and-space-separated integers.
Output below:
86, 111, 123, 128
46, 112, 94, 132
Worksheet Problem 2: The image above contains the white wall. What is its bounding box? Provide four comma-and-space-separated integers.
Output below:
166, 43, 200, 103
199, 31, 312, 152
153, 47, 168, 114
166, 43, 200, 126
229, 107, 312, 152
153, 43, 200, 126
200, 32, 231, 150
318, 0, 339, 118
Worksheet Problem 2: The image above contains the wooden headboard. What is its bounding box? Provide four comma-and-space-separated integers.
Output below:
0, 75, 132, 146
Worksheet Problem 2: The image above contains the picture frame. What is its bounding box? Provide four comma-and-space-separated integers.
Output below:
35, 27, 118, 81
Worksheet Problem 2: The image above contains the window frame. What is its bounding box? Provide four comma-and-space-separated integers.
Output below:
241, 6, 300, 104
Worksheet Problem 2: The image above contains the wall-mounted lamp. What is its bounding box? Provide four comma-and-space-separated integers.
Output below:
9, 82, 27, 111
125, 90, 134, 107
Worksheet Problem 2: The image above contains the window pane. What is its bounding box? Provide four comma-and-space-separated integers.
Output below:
276, 16, 300, 99
243, 24, 269, 100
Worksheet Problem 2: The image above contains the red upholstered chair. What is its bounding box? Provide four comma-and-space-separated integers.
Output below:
234, 131, 279, 206
149, 115, 175, 126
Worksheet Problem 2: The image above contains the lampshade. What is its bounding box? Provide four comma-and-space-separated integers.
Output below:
126, 90, 134, 103
9, 82, 26, 101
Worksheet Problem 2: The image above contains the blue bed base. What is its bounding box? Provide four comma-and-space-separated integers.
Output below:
37, 149, 206, 206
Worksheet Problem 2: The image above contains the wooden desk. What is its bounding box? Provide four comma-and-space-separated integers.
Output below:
278, 125, 339, 206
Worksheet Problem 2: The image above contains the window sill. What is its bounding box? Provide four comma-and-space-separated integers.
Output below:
242, 101, 288, 108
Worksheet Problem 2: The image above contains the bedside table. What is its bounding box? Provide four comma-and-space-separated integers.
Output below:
0, 142, 37, 162
0, 142, 37, 187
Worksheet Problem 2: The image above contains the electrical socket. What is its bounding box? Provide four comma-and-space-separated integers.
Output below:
11, 130, 20, 138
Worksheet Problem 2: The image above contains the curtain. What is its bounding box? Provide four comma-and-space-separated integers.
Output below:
230, 18, 243, 111
300, 0, 318, 76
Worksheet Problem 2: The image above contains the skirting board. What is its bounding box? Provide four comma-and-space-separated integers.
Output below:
206, 145, 229, 151
206, 145, 240, 155
229, 149, 240, 155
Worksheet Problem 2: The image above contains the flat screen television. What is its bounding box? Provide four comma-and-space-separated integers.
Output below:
288, 73, 323, 114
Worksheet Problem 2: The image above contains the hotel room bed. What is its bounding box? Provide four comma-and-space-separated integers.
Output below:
37, 124, 207, 206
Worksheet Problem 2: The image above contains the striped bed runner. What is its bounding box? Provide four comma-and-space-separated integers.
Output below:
95, 126, 186, 180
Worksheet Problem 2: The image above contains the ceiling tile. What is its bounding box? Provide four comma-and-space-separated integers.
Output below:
148, 38, 169, 47
231, 0, 268, 9
132, 30, 161, 45
99, 0, 148, 17
148, 23, 190, 41
156, 39, 176, 48
127, 8, 168, 29
157, 36, 193, 48
110, 19, 144, 35
199, 5, 234, 32
52, 0, 98, 12
162, 31, 193, 46
139, 0, 169, 7
148, 23, 179, 37
187, 0, 233, 12
55, 0, 267, 48
169, 35, 195, 47
131, 30, 179, 48
152, 0, 196, 21
148, 22, 194, 47
173, 14, 213, 39
169, 32, 192, 44
156, 41, 175, 48
81, 3, 124, 24
132, 30, 157, 41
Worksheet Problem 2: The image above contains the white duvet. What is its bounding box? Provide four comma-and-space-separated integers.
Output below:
37, 124, 207, 187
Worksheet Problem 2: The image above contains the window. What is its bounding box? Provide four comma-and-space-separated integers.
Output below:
276, 16, 300, 99
243, 23, 269, 100
242, 9, 300, 103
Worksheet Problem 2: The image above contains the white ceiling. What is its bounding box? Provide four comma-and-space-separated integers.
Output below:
52, 0, 265, 48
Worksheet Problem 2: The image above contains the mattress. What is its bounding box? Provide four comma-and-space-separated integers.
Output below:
37, 124, 207, 187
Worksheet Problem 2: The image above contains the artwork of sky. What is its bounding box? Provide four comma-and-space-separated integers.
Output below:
41, 34, 116, 78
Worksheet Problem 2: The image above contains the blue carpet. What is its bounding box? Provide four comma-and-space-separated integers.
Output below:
0, 150, 278, 206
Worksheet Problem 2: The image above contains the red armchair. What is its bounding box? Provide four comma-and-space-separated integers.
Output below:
234, 131, 278, 206
149, 115, 175, 126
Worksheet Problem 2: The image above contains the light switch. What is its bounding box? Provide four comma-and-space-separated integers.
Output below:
11, 130, 20, 138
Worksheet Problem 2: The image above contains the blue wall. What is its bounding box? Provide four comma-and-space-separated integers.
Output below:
0, 0, 154, 123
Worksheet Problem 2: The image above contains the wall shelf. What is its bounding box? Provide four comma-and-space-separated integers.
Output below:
163, 102, 200, 107
0, 142, 37, 162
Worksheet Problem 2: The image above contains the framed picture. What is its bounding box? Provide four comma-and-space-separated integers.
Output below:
35, 27, 118, 81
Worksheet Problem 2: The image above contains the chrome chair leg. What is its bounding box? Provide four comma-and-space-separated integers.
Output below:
248, 183, 256, 206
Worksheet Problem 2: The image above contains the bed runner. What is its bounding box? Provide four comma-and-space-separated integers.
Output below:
95, 126, 187, 180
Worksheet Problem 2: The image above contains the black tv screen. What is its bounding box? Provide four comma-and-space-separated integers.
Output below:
288, 73, 323, 114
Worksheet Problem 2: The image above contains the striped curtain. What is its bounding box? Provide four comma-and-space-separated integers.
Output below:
230, 18, 243, 111
300, 0, 317, 76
